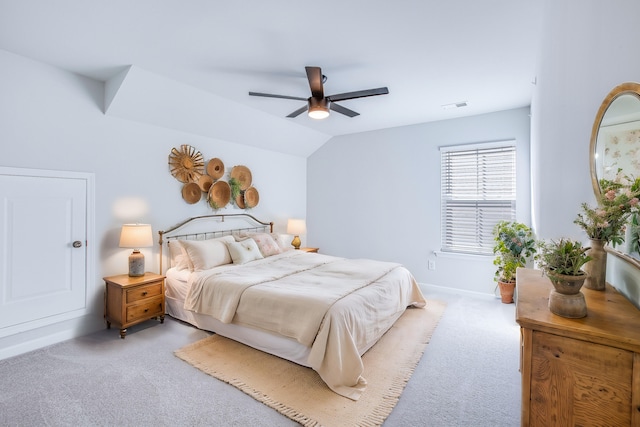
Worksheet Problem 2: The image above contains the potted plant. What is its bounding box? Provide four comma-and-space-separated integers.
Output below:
492, 221, 537, 303
535, 238, 591, 279
535, 238, 592, 318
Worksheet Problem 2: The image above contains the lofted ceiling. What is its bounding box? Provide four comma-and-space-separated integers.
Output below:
0, 0, 542, 157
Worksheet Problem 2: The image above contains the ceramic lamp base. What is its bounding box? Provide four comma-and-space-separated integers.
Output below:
128, 250, 145, 277
291, 235, 301, 250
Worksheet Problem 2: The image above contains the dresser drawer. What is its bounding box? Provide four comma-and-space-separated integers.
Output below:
126, 282, 162, 304
126, 297, 163, 323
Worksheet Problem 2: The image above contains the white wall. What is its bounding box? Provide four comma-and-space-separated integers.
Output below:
308, 107, 531, 294
0, 49, 307, 355
532, 0, 640, 306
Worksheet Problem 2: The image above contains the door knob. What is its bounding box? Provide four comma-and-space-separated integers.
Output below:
72, 241, 83, 248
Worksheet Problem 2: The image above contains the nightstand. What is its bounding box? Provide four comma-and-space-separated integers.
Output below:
104, 272, 165, 339
299, 247, 319, 253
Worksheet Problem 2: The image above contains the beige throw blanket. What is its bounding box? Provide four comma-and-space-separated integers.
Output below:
183, 251, 426, 400
185, 252, 398, 345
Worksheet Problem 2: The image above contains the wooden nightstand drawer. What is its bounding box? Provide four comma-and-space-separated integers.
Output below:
104, 272, 165, 339
126, 282, 162, 303
126, 297, 164, 323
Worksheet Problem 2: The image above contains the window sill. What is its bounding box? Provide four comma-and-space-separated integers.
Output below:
434, 250, 493, 260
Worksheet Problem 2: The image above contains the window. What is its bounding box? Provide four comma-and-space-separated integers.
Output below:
440, 141, 516, 255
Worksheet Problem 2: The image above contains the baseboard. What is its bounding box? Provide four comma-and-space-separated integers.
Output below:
0, 313, 103, 360
418, 282, 499, 299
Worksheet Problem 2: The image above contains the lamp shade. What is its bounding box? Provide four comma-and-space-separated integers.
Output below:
287, 219, 307, 235
119, 224, 153, 249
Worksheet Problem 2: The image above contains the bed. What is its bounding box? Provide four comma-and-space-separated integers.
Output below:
159, 214, 426, 400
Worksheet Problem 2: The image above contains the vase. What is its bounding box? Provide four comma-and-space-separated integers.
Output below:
497, 281, 515, 304
548, 272, 587, 318
584, 238, 607, 291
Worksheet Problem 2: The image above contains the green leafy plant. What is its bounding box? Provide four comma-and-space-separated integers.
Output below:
229, 177, 241, 204
535, 238, 592, 280
492, 221, 537, 283
207, 197, 219, 210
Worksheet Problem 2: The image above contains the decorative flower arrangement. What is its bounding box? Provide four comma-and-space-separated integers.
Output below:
573, 172, 640, 245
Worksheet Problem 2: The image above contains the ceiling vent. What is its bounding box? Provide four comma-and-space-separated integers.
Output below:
442, 101, 468, 110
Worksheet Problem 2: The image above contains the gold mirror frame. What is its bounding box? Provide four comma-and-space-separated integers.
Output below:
590, 82, 640, 197
590, 82, 640, 267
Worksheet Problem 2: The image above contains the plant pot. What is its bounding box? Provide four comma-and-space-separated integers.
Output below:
584, 238, 606, 291
498, 281, 515, 304
547, 272, 587, 318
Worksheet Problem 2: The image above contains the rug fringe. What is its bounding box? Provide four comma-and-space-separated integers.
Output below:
229, 379, 321, 427
174, 351, 323, 426
359, 304, 445, 426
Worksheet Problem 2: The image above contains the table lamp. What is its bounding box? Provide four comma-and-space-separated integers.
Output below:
287, 219, 306, 250
119, 224, 153, 276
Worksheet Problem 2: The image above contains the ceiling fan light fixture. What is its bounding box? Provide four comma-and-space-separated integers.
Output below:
308, 98, 330, 120
248, 66, 388, 119
308, 108, 330, 120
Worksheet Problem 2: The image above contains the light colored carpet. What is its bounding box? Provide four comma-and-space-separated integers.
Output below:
0, 287, 520, 426
175, 301, 446, 427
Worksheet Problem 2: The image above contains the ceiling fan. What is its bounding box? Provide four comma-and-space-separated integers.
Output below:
249, 66, 389, 119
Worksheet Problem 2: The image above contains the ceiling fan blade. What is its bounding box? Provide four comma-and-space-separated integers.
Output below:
286, 104, 309, 118
327, 87, 389, 102
249, 91, 307, 101
330, 102, 359, 118
305, 66, 324, 99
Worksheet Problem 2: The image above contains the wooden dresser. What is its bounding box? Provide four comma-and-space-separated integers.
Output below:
516, 268, 640, 426
104, 272, 165, 339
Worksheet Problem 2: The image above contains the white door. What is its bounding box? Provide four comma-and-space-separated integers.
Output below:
0, 168, 90, 332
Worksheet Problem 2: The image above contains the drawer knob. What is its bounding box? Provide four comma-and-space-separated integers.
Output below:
142, 291, 148, 296
144, 308, 148, 313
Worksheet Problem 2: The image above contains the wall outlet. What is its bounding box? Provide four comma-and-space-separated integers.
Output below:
428, 260, 436, 270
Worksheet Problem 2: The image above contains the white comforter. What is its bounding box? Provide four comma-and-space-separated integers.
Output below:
183, 251, 426, 400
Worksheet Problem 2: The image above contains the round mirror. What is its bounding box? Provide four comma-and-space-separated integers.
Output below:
590, 82, 640, 197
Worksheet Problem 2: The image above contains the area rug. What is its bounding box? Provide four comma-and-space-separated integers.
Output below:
175, 300, 446, 427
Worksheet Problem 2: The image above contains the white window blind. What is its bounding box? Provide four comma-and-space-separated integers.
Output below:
440, 142, 516, 255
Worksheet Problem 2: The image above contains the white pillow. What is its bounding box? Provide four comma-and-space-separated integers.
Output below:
168, 240, 190, 271
226, 238, 264, 264
179, 235, 235, 271
271, 233, 292, 252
